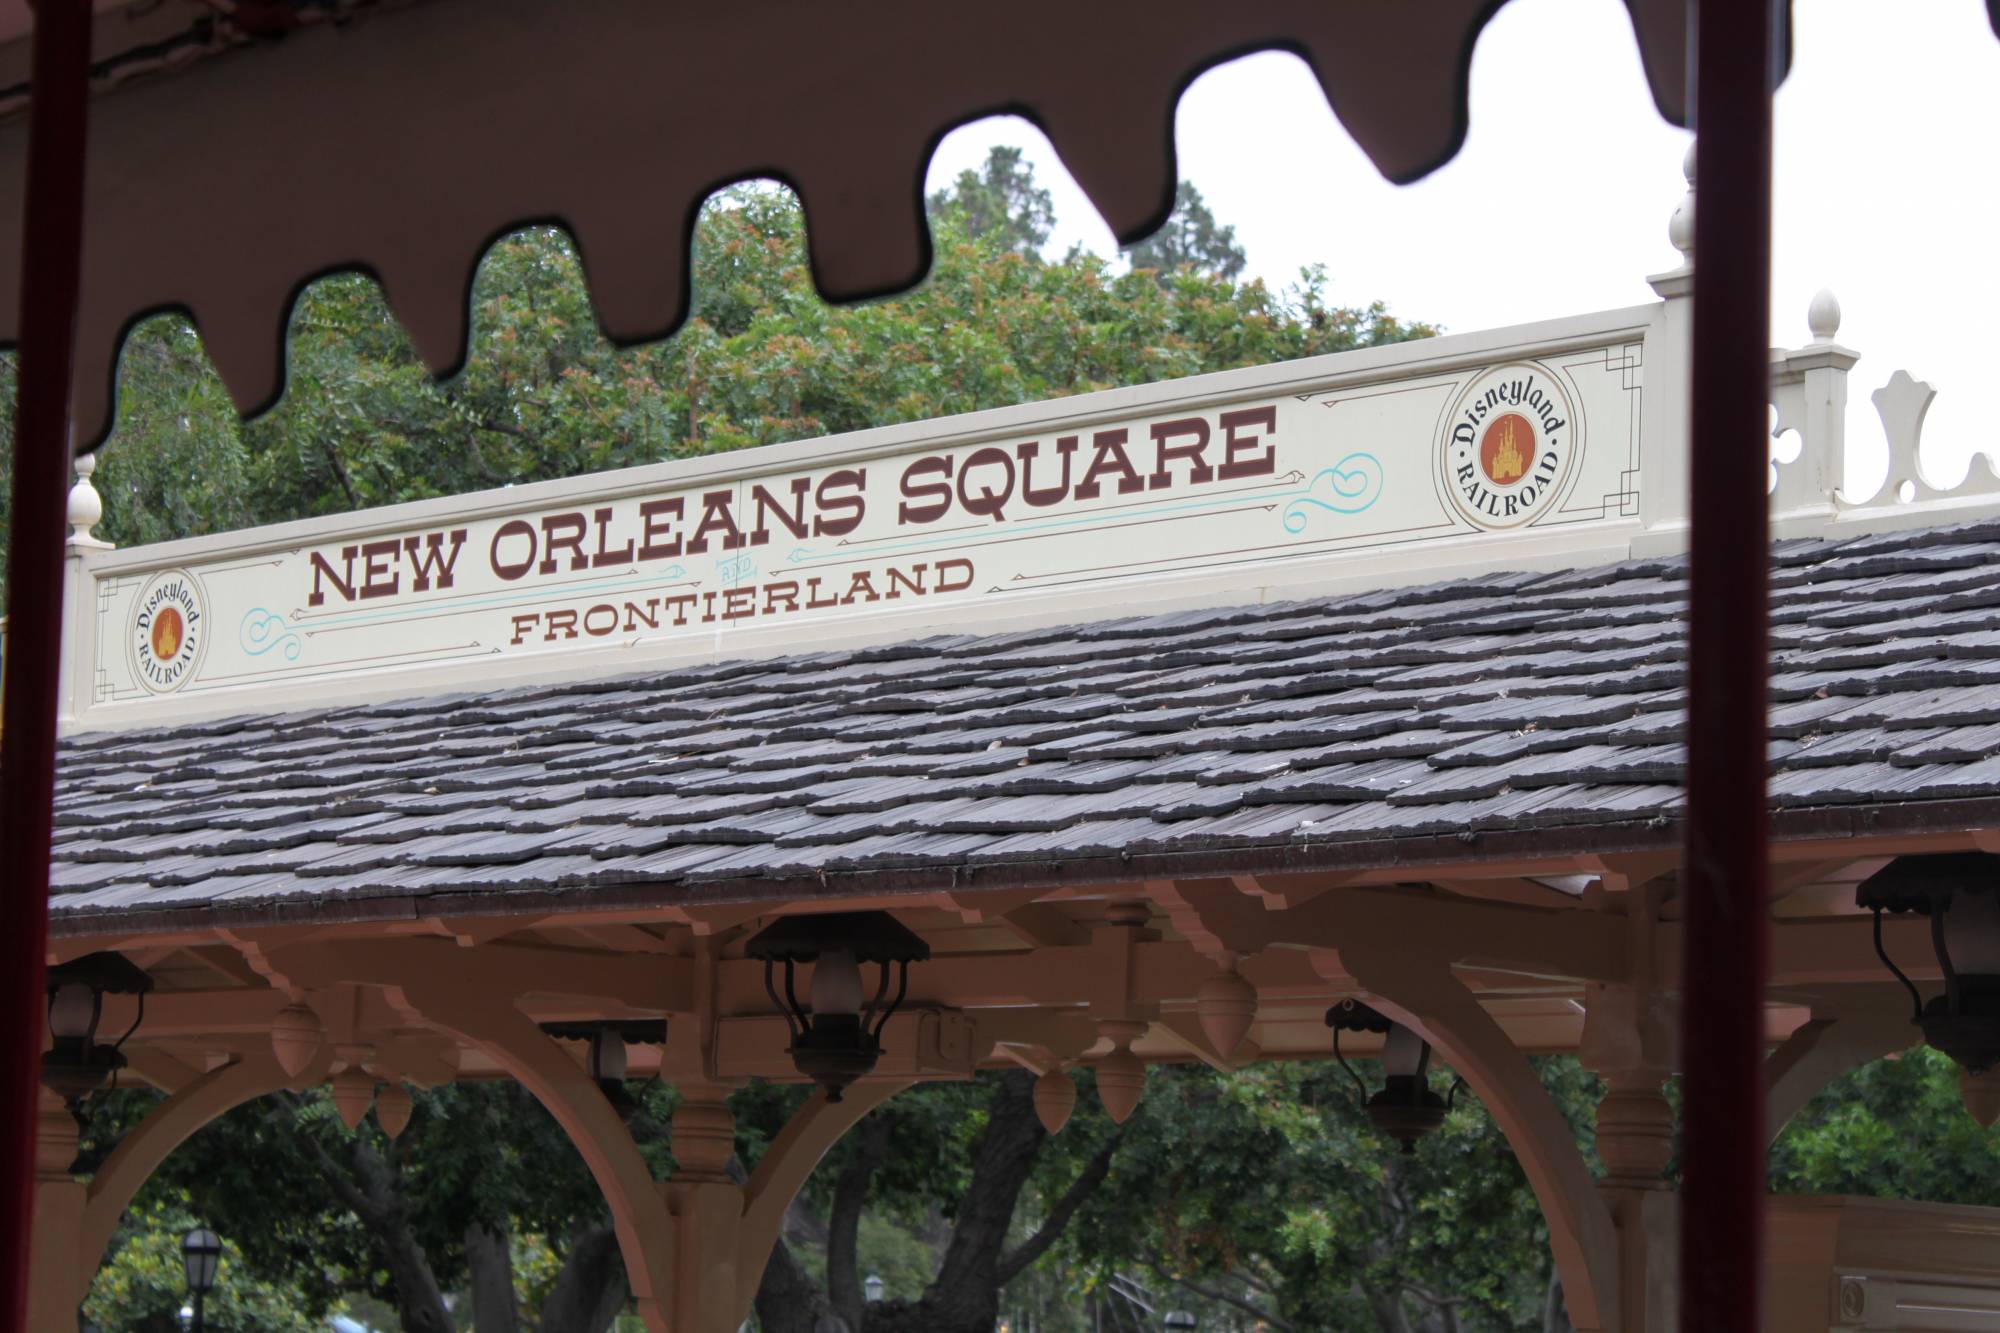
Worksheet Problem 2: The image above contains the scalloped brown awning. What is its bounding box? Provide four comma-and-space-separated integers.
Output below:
0, 0, 1704, 448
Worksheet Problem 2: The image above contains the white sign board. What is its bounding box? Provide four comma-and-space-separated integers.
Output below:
78, 322, 1651, 723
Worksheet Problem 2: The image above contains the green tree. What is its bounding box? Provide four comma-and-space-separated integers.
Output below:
1048, 1059, 1601, 1333
1124, 181, 1248, 281
926, 145, 1056, 258
83, 1195, 323, 1333
1770, 1046, 2000, 1203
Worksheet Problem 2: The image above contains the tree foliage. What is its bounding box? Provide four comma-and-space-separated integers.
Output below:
1123, 181, 1249, 281
1771, 1045, 2000, 1203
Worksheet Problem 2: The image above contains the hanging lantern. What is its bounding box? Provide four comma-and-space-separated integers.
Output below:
1857, 853, 2000, 1077
1325, 998, 1455, 1153
40, 952, 153, 1108
540, 1019, 667, 1122
744, 912, 929, 1101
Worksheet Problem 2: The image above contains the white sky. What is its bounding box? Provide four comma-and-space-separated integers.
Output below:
923, 0, 2000, 502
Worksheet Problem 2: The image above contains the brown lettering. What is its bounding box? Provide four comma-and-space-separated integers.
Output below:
1073, 429, 1144, 499
544, 609, 580, 640
490, 521, 537, 581
898, 455, 954, 524
1149, 417, 1213, 490
403, 529, 467, 592
360, 539, 401, 599
934, 558, 974, 593
1216, 406, 1278, 481
721, 586, 757, 620
509, 612, 540, 645
957, 447, 1015, 522
749, 478, 811, 546
886, 564, 927, 599
763, 581, 801, 614
308, 545, 359, 606
813, 469, 867, 537
1018, 438, 1077, 506
637, 498, 686, 560
686, 490, 746, 554
538, 512, 590, 574
591, 507, 634, 567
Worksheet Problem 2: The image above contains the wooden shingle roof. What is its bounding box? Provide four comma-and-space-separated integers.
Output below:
49, 514, 2000, 933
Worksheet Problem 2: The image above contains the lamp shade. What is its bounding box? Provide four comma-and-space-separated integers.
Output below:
809, 948, 865, 1017
181, 1226, 222, 1293
588, 1029, 628, 1083
47, 982, 98, 1041
745, 912, 930, 1100
864, 1273, 885, 1302
1164, 1313, 1198, 1331
1382, 1025, 1430, 1080
1858, 853, 2000, 1075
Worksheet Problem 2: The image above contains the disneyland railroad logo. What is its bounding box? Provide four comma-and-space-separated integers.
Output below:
129, 569, 207, 693
1438, 362, 1580, 529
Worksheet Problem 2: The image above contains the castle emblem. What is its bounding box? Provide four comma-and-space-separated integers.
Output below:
1438, 363, 1581, 530
129, 570, 208, 694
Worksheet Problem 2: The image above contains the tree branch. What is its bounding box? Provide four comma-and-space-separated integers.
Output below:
995, 1129, 1122, 1286
1146, 1260, 1295, 1333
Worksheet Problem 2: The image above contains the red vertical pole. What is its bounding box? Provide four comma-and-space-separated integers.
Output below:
1680, 2, 1774, 1331
1, 0, 94, 1325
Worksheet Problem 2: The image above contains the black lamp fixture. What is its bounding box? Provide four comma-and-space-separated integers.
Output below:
1857, 852, 2000, 1075
540, 1019, 667, 1122
1163, 1311, 1198, 1331
41, 952, 154, 1108
181, 1226, 221, 1332
744, 911, 930, 1101
1325, 998, 1458, 1154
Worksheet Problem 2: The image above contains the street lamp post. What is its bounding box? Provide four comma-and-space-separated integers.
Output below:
864, 1273, 885, 1303
180, 1227, 221, 1332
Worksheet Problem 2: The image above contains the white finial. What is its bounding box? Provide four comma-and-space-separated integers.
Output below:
1806, 288, 1841, 343
1667, 140, 1696, 261
67, 452, 103, 542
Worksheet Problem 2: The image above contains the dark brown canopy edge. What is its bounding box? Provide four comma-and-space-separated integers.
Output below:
0, 0, 1697, 450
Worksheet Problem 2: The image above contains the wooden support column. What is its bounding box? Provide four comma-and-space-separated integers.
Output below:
2, 2, 96, 1322
27, 1089, 85, 1333
1581, 968, 1680, 1333
1681, 2, 1776, 1329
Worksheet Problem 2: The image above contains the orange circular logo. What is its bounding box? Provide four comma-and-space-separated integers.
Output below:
1479, 413, 1535, 485
150, 607, 183, 661
129, 570, 207, 694
1439, 363, 1580, 531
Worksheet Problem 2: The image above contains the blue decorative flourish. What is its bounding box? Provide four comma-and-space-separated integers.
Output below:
1283, 453, 1384, 534
786, 546, 816, 564
239, 608, 303, 661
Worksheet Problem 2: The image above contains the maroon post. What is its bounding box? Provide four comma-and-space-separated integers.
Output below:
0, 0, 94, 1324
1679, 2, 1774, 1331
